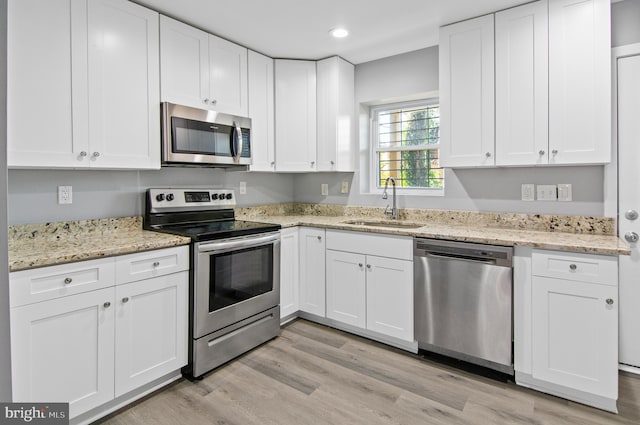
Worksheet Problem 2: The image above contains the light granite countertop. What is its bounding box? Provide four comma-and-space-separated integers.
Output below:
8, 205, 630, 272
236, 204, 630, 256
9, 217, 191, 272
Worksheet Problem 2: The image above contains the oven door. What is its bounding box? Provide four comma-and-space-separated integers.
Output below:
193, 232, 280, 338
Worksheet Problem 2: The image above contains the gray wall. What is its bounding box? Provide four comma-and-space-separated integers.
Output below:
1, 0, 12, 402
612, 0, 640, 47
8, 168, 293, 224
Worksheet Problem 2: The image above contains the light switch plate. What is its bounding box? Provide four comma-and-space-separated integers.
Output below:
557, 184, 572, 202
321, 184, 329, 196
537, 184, 557, 201
521, 184, 535, 201
239, 181, 247, 195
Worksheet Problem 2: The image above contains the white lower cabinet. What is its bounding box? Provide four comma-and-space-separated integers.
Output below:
516, 248, 619, 412
325, 230, 414, 343
114, 272, 188, 397
279, 228, 299, 319
11, 287, 116, 418
299, 228, 326, 316
10, 247, 189, 419
326, 250, 366, 328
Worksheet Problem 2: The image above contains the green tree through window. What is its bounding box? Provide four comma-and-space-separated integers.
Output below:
373, 101, 443, 190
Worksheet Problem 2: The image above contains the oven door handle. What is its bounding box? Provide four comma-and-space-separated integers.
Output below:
198, 232, 280, 253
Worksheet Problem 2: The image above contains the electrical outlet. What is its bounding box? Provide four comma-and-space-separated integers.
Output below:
321, 184, 329, 196
557, 184, 572, 202
341, 181, 349, 194
239, 181, 247, 195
536, 184, 557, 201
521, 184, 535, 201
58, 186, 72, 204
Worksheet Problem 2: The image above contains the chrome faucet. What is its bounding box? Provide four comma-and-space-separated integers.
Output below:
382, 177, 398, 220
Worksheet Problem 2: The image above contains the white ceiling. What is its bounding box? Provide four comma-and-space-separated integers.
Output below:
135, 0, 531, 64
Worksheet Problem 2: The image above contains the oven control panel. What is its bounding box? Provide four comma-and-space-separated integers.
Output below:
148, 188, 236, 211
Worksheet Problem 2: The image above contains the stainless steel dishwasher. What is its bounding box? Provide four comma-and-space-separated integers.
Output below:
414, 238, 514, 374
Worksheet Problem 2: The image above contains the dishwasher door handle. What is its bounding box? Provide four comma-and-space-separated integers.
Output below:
422, 252, 497, 265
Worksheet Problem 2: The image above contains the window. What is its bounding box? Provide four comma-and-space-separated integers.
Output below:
371, 100, 443, 194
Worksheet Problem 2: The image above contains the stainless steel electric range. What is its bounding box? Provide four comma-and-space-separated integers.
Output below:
144, 188, 281, 379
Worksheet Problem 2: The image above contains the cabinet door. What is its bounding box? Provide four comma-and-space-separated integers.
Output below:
326, 250, 366, 328
366, 256, 413, 341
159, 15, 210, 110
248, 50, 276, 172
439, 14, 495, 168
299, 228, 326, 316
495, 1, 548, 166
209, 35, 248, 116
87, 0, 160, 169
114, 272, 188, 397
316, 56, 355, 172
279, 228, 299, 319
275, 60, 317, 172
7, 0, 89, 168
532, 276, 617, 398
548, 0, 610, 164
11, 287, 115, 419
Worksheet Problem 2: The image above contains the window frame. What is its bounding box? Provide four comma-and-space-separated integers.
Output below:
369, 98, 444, 196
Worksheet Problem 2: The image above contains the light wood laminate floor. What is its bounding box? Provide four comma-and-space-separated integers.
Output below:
99, 319, 640, 425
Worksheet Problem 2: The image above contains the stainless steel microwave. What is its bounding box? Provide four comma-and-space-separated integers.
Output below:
161, 102, 251, 167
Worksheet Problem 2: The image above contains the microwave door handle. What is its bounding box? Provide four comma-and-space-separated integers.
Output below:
232, 122, 243, 162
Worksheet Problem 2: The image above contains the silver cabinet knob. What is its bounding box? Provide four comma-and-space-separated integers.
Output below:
330, 160, 335, 165
211, 99, 217, 105
539, 150, 545, 155
92, 152, 100, 157
64, 277, 73, 284
310, 161, 315, 167
625, 232, 639, 243
606, 298, 614, 305
122, 297, 129, 303
366, 264, 371, 269
79, 151, 87, 157
485, 152, 492, 158
270, 161, 275, 167
569, 264, 577, 271
103, 301, 111, 308
625, 210, 639, 221
203, 98, 209, 104
317, 236, 322, 241
152, 261, 160, 267
551, 149, 558, 155
358, 263, 363, 267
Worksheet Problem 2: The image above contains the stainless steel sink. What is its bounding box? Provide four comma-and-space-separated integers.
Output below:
341, 219, 424, 229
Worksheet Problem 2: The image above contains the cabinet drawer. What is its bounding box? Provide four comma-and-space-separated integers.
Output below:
115, 246, 189, 284
532, 250, 617, 285
326, 230, 412, 260
10, 258, 115, 307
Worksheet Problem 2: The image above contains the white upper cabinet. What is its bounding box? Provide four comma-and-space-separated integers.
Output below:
160, 16, 248, 117
248, 50, 276, 172
8, 0, 85, 167
159, 15, 209, 109
316, 56, 355, 172
439, 14, 495, 168
87, 0, 160, 169
275, 60, 317, 172
8, 0, 160, 169
495, 1, 548, 166
548, 0, 611, 164
208, 36, 248, 117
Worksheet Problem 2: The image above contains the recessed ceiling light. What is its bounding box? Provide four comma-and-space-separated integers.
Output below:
330, 28, 349, 38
